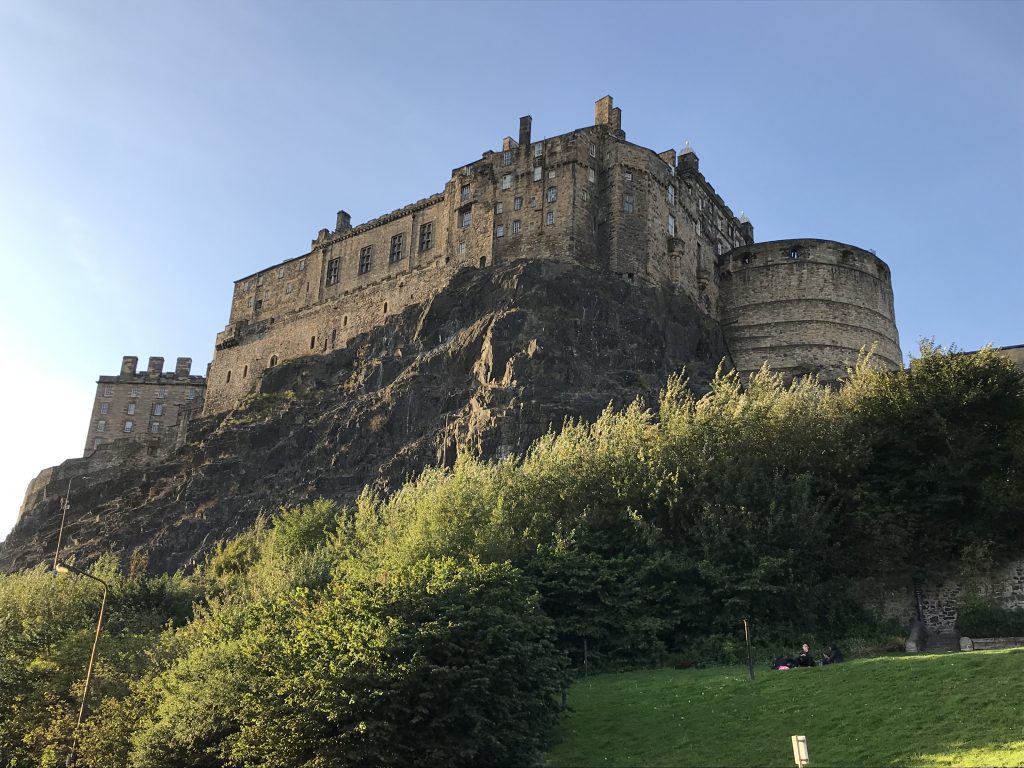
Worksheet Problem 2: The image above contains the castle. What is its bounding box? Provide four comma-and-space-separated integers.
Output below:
83, 356, 206, 457
195, 95, 899, 413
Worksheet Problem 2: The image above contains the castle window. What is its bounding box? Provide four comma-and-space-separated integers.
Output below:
534, 143, 543, 157
127, 403, 136, 415
226, 371, 231, 384
788, 247, 800, 260
496, 224, 505, 238
331, 329, 336, 346
310, 335, 316, 350
514, 196, 523, 210
502, 150, 513, 166
624, 171, 633, 181
512, 220, 521, 235
343, 315, 348, 327
501, 174, 512, 190
587, 167, 595, 183
419, 222, 434, 252
547, 169, 557, 179
277, 268, 284, 279
131, 386, 139, 398
390, 234, 404, 263
457, 242, 466, 254
285, 282, 294, 293
668, 214, 676, 237
150, 422, 160, 433
461, 183, 471, 201
459, 208, 472, 228
480, 256, 486, 268
359, 246, 373, 274
269, 355, 279, 367
254, 298, 263, 312
97, 420, 106, 433
156, 387, 166, 398
124, 420, 134, 433
153, 404, 164, 416
298, 259, 306, 271
668, 185, 675, 205
256, 274, 264, 286
546, 186, 557, 203
495, 202, 503, 215
326, 258, 341, 286
532, 166, 542, 182
589, 143, 597, 158
383, 301, 388, 314
582, 189, 590, 202
100, 402, 109, 415
623, 193, 635, 214
187, 387, 196, 400
546, 211, 554, 225
103, 386, 112, 397
243, 365, 248, 378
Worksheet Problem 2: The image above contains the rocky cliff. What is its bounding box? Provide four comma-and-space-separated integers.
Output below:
1, 260, 729, 574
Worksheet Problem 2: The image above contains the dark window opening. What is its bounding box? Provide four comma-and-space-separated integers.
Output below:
310, 335, 316, 350
419, 222, 434, 252
226, 370, 231, 383
479, 256, 486, 268
788, 247, 800, 260
358, 246, 372, 274
326, 257, 341, 285
253, 298, 263, 312
243, 365, 248, 378
390, 234, 404, 263
343, 315, 348, 327
383, 301, 388, 314
269, 355, 278, 367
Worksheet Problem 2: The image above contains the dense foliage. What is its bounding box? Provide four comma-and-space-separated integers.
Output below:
1, 344, 1021, 765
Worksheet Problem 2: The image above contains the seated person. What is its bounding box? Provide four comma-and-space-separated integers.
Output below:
821, 644, 844, 665
795, 643, 815, 667
771, 657, 797, 670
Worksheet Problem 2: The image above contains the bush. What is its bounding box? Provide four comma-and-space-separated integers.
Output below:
957, 602, 1024, 637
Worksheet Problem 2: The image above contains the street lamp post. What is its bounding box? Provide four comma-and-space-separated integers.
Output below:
54, 561, 108, 767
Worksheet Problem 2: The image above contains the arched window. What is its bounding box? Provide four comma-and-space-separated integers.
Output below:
269, 355, 278, 367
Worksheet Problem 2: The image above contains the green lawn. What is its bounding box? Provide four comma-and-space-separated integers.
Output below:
546, 649, 1024, 767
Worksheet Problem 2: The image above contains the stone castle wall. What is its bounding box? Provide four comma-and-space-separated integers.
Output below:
203, 96, 899, 414
718, 239, 901, 380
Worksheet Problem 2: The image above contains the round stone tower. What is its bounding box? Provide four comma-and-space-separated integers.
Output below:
717, 239, 901, 381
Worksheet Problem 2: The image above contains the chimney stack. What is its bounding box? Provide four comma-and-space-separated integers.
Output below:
120, 356, 138, 377
595, 95, 613, 126
175, 357, 192, 378
147, 356, 164, 378
519, 115, 532, 147
335, 210, 352, 232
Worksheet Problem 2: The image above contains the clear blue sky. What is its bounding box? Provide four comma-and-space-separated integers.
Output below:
1, 0, 1021, 541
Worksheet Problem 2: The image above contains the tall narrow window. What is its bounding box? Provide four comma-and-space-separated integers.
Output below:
97, 420, 106, 433
495, 201, 503, 214
668, 214, 676, 237
587, 167, 595, 183
545, 211, 554, 225
358, 246, 372, 274
511, 220, 522, 234
124, 420, 134, 433
390, 233, 404, 263
419, 222, 434, 252
269, 355, 279, 367
546, 186, 557, 203
100, 402, 109, 415
532, 166, 542, 182
623, 193, 635, 214
513, 196, 523, 210
495, 224, 505, 238
461, 183, 471, 201
502, 150, 513, 166
460, 208, 472, 228
326, 258, 341, 285
534, 143, 543, 157
153, 403, 164, 416
501, 174, 512, 190
127, 403, 136, 415
668, 185, 676, 205
589, 143, 597, 158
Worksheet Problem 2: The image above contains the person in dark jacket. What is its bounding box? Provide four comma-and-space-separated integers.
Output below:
821, 644, 844, 665
796, 643, 815, 667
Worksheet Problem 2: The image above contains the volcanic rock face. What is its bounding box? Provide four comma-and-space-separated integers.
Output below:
2, 260, 729, 574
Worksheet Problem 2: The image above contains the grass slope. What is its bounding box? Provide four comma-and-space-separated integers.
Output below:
547, 649, 1024, 767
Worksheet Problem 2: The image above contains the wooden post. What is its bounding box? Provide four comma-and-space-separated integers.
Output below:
743, 618, 754, 681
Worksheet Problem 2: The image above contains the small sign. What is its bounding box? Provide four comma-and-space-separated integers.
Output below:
791, 735, 810, 766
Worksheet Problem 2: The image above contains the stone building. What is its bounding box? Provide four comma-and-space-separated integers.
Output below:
84, 356, 206, 456
205, 96, 901, 414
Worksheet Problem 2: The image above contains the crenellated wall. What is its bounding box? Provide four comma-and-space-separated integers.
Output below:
717, 239, 901, 380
